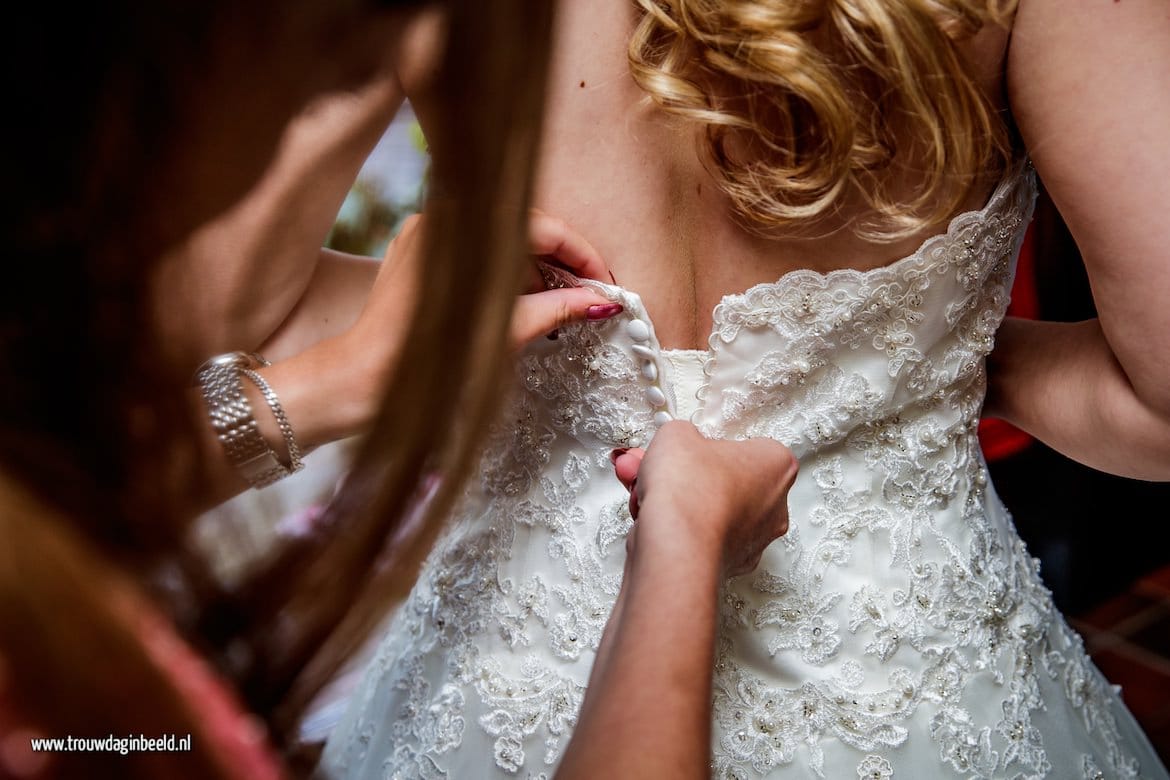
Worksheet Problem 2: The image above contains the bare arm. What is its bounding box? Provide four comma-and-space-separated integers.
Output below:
191, 215, 620, 509
557, 424, 797, 778
560, 522, 722, 779
256, 248, 383, 362
988, 317, 1170, 479
152, 73, 406, 370
153, 4, 454, 369
992, 0, 1170, 475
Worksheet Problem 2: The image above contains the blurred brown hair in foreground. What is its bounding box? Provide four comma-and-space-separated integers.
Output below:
0, 1, 554, 777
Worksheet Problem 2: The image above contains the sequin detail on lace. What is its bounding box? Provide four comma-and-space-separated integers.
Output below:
323, 163, 1158, 779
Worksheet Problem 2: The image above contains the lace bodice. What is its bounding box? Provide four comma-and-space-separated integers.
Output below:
321, 162, 1168, 779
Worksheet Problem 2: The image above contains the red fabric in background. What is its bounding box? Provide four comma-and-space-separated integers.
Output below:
978, 225, 1036, 461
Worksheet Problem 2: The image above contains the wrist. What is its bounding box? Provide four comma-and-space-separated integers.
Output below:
196, 352, 303, 488
632, 494, 725, 584
255, 336, 388, 452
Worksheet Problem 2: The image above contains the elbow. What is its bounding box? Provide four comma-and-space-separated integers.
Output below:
1099, 391, 1170, 482
1130, 400, 1170, 481
1132, 377, 1170, 427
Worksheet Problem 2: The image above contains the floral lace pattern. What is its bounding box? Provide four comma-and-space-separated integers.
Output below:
321, 163, 1166, 779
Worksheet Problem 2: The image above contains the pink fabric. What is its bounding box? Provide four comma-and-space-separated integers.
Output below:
0, 598, 286, 780
129, 598, 287, 780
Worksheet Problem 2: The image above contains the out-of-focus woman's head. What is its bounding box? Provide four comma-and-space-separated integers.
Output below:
2, 1, 429, 539
1, 2, 555, 776
8, 1, 420, 257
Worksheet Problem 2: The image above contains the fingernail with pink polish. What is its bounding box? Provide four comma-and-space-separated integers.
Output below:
609, 447, 630, 464
586, 303, 624, 321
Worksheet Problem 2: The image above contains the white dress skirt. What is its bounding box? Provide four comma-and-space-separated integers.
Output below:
321, 162, 1170, 779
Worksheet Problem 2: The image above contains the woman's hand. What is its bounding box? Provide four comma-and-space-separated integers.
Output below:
561, 423, 797, 779
195, 211, 619, 506
510, 210, 620, 347
337, 210, 620, 408
268, 211, 618, 446
349, 209, 618, 358
611, 421, 797, 578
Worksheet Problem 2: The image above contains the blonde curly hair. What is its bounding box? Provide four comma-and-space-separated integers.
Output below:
629, 0, 1019, 241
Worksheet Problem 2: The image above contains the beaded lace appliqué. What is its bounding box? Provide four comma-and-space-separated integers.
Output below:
326, 163, 1150, 779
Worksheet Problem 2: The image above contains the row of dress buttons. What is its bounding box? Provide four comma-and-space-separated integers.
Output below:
626, 318, 673, 427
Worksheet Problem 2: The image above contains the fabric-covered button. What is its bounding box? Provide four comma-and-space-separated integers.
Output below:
631, 344, 656, 360
654, 411, 673, 426
645, 386, 666, 407
641, 361, 658, 381
626, 319, 650, 342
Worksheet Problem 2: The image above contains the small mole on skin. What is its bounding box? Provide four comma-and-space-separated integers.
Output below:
579, 80, 586, 88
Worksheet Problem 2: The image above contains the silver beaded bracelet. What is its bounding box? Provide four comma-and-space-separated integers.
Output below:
195, 351, 304, 489
240, 367, 303, 473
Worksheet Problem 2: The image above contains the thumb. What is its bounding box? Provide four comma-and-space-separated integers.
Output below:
610, 448, 645, 489
510, 288, 623, 348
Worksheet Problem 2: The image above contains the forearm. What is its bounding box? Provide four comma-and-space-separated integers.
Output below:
986, 317, 1170, 480
191, 335, 387, 511
256, 249, 381, 362
192, 229, 418, 508
558, 521, 721, 779
153, 75, 404, 370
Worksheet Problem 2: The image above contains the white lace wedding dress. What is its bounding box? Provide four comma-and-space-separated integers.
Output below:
320, 163, 1169, 779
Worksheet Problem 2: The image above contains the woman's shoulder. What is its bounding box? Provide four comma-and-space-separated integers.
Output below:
960, 15, 1013, 110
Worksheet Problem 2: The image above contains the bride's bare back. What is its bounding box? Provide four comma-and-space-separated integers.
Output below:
397, 0, 1170, 480
531, 0, 1010, 350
